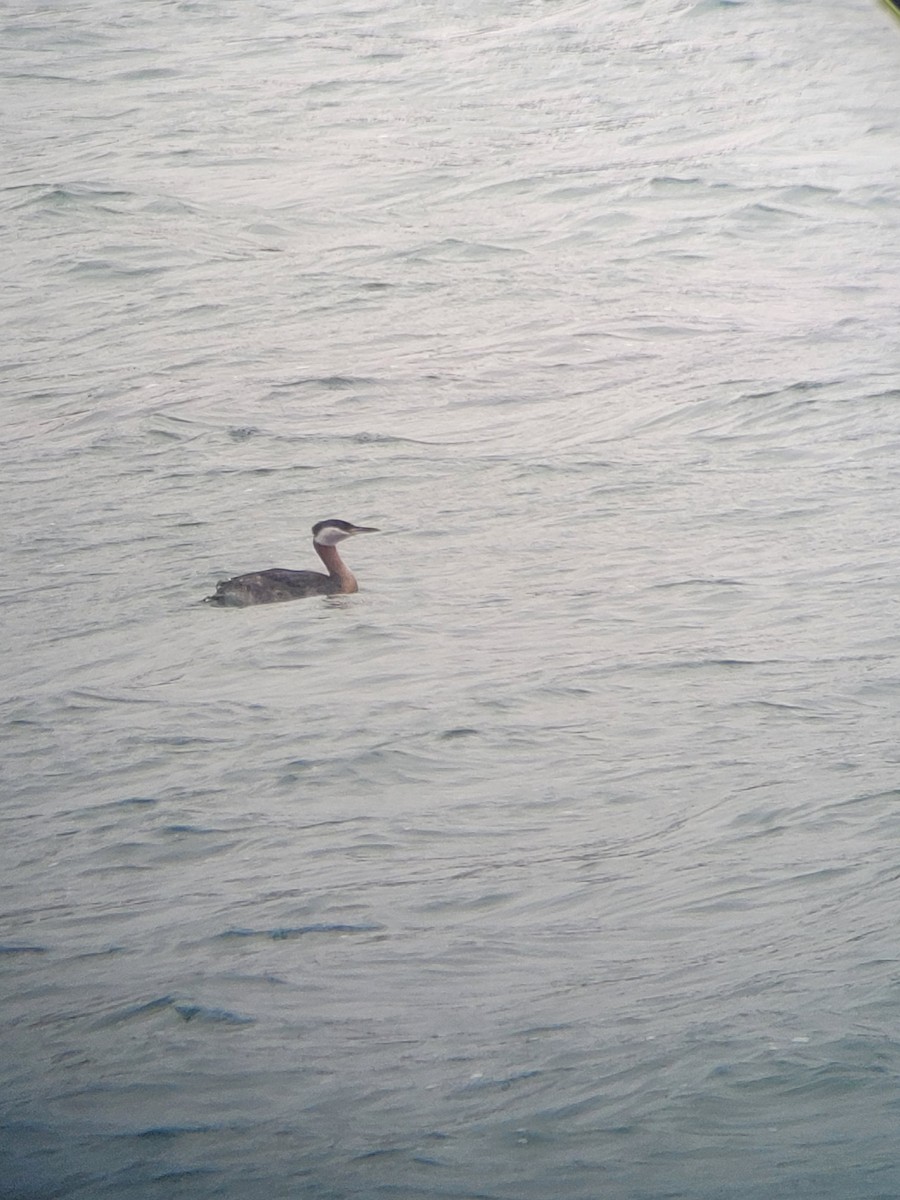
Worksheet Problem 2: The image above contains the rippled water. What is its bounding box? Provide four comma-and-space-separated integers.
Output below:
3, 0, 900, 1197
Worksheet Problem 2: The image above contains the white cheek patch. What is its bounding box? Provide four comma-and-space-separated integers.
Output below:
314, 526, 350, 546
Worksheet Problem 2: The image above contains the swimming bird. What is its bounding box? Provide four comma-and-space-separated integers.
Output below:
204, 519, 379, 607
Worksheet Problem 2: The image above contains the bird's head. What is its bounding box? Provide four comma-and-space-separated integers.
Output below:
312, 519, 379, 546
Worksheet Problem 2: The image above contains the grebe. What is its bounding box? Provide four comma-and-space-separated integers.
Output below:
204, 519, 379, 607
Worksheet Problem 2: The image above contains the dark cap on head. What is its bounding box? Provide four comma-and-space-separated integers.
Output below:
311, 519, 379, 543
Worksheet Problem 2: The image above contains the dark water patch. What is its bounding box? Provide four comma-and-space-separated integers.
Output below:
823, 788, 900, 812
218, 923, 384, 941
509, 457, 617, 478
142, 414, 208, 443
170, 463, 317, 480
90, 996, 254, 1029
227, 425, 260, 440
96, 796, 158, 810
27, 784, 170, 827
63, 689, 159, 709
140, 193, 206, 216
641, 657, 771, 673
79, 861, 156, 877
350, 1145, 409, 1162
140, 734, 232, 750
92, 995, 177, 1027
130, 1123, 218, 1139
648, 576, 745, 590
735, 699, 830, 719
271, 374, 377, 391
649, 174, 704, 188
513, 1023, 574, 1039
793, 865, 857, 887
145, 1164, 220, 1182
348, 430, 427, 445
0, 944, 47, 956
399, 237, 524, 263
162, 824, 226, 836
173, 1004, 255, 1026
114, 67, 181, 81
12, 182, 137, 211
742, 379, 834, 400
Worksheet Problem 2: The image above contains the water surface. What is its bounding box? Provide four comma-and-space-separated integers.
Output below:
3, 1, 900, 1197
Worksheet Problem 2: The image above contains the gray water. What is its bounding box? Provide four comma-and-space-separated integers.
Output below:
3, 0, 900, 1197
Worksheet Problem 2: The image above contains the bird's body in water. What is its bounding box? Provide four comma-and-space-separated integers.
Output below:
204, 519, 378, 607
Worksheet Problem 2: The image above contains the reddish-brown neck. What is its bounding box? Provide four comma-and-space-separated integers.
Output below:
315, 541, 358, 593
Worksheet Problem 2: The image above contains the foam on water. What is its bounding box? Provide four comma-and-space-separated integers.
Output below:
3, 0, 900, 1197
